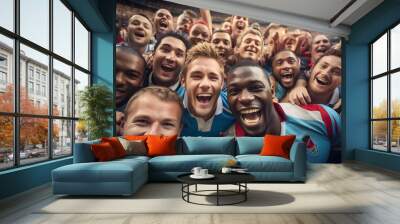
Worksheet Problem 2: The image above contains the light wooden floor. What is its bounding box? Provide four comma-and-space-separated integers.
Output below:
1, 162, 400, 224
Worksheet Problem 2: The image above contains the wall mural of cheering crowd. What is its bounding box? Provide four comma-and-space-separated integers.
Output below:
115, 0, 342, 163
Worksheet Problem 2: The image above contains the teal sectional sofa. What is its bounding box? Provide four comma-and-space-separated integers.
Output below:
52, 137, 306, 196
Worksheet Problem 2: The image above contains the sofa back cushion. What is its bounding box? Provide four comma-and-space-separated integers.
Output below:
180, 137, 235, 155
260, 135, 296, 159
147, 135, 177, 157
73, 139, 100, 163
236, 137, 264, 155
101, 137, 127, 158
91, 142, 118, 161
118, 137, 147, 156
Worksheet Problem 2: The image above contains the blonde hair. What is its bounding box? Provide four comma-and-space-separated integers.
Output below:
182, 42, 224, 77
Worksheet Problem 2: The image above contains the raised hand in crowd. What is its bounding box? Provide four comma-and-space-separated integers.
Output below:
286, 79, 311, 105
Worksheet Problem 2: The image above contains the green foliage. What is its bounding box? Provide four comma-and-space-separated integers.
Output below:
79, 84, 113, 140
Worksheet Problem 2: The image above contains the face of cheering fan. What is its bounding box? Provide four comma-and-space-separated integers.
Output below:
227, 66, 274, 136
182, 57, 224, 121
272, 51, 300, 89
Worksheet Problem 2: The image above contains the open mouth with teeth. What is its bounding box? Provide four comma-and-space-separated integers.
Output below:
240, 108, 262, 125
160, 63, 176, 73
116, 88, 126, 102
314, 75, 331, 86
280, 71, 294, 85
196, 94, 212, 106
159, 19, 168, 30
244, 47, 258, 55
316, 46, 327, 53
216, 48, 226, 56
134, 30, 145, 38
245, 47, 258, 54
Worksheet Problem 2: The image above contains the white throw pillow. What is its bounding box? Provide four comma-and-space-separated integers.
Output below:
118, 137, 147, 156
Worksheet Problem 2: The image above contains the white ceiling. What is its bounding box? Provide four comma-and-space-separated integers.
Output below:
167, 0, 384, 38
224, 0, 352, 23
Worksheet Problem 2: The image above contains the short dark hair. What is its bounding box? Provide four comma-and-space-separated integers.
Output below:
116, 45, 146, 67
212, 29, 231, 37
271, 50, 299, 64
228, 59, 271, 87
212, 29, 233, 47
154, 31, 191, 53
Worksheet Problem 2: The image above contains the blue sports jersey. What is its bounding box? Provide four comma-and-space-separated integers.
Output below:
275, 82, 287, 101
177, 87, 236, 136
234, 103, 341, 163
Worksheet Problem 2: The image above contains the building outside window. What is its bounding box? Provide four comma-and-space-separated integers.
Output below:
41, 73, 46, 83
28, 66, 34, 80
0, 54, 7, 67
0, 0, 91, 170
0, 71, 6, 85
54, 89, 58, 102
35, 83, 40, 95
28, 81, 34, 94
0, 54, 7, 89
42, 85, 46, 97
35, 70, 41, 81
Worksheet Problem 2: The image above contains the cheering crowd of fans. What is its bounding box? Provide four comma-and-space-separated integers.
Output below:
115, 6, 341, 162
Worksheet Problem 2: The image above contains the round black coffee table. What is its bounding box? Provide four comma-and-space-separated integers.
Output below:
177, 173, 255, 206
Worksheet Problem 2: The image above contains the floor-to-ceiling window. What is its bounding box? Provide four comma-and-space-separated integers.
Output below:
0, 0, 91, 170
370, 22, 400, 153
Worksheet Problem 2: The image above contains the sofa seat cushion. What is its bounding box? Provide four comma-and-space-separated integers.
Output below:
116, 155, 150, 163
53, 159, 147, 183
149, 154, 235, 172
236, 155, 293, 172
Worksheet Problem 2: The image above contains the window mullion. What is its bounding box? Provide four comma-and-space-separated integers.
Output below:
48, 0, 54, 160
13, 0, 20, 166
387, 29, 391, 152
370, 45, 373, 149
71, 10, 76, 154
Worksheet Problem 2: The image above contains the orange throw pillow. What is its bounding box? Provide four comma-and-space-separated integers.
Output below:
91, 142, 117, 161
260, 135, 296, 159
146, 135, 177, 157
101, 137, 126, 158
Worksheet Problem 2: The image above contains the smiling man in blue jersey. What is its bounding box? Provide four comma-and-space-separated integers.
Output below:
177, 42, 236, 136
271, 50, 302, 101
226, 60, 340, 163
